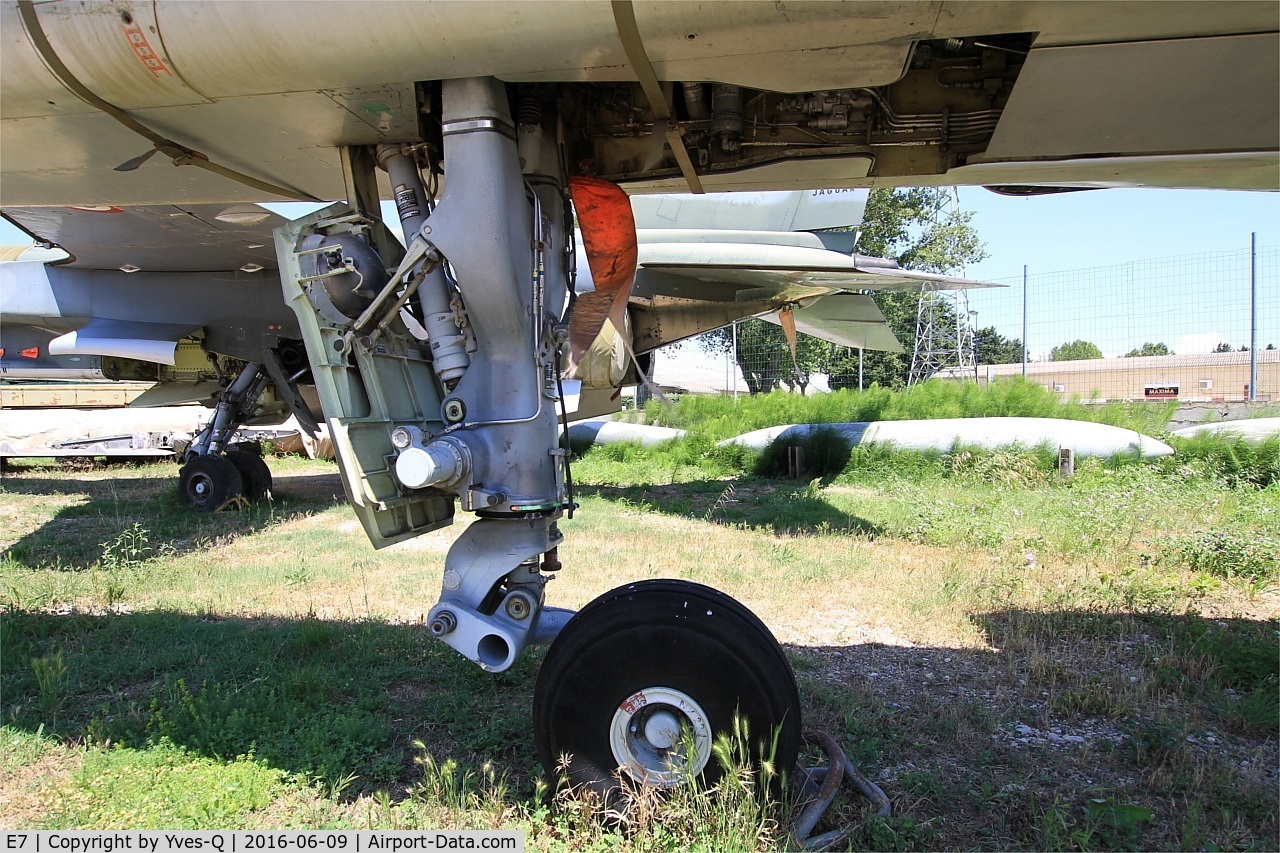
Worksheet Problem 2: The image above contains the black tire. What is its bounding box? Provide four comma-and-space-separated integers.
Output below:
225, 450, 272, 502
179, 455, 244, 512
533, 579, 801, 797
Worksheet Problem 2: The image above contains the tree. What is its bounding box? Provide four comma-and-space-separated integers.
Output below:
1049, 340, 1103, 361
974, 326, 1024, 365
854, 187, 987, 273
1213, 342, 1235, 353
823, 188, 986, 389
824, 290, 919, 390
1123, 342, 1170, 357
698, 187, 987, 392
700, 319, 829, 395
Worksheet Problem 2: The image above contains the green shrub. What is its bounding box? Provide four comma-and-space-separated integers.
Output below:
643, 379, 1176, 442
1165, 434, 1280, 488
949, 444, 1055, 487
1162, 530, 1279, 581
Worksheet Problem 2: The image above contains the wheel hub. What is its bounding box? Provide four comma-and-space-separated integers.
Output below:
609, 686, 712, 786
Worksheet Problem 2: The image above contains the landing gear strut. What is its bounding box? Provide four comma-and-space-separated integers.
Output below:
277, 76, 803, 792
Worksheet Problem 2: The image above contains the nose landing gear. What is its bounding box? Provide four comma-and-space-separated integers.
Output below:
176, 347, 313, 511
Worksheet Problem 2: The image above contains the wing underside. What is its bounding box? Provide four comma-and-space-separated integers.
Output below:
1, 204, 286, 272
0, 204, 294, 365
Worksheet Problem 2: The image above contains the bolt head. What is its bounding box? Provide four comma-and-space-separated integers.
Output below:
442, 399, 466, 423
505, 595, 531, 620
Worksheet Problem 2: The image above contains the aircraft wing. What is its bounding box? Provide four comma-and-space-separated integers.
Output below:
1, 204, 287, 272
639, 242, 991, 296
0, 202, 301, 383
761, 294, 905, 353
593, 237, 997, 355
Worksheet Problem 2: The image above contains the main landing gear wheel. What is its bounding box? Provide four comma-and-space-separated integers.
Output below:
226, 450, 272, 502
178, 455, 244, 512
533, 579, 801, 797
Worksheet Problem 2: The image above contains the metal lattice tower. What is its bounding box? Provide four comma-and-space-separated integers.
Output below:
909, 189, 977, 384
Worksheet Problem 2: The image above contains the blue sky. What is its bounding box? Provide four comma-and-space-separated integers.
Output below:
952, 188, 1280, 356
956, 187, 1279, 279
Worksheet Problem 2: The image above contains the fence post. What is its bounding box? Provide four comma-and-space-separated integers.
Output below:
1250, 232, 1258, 402
1021, 264, 1028, 379
732, 320, 739, 401
1058, 447, 1075, 478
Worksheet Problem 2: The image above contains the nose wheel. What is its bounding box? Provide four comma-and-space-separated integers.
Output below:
226, 449, 273, 502
178, 451, 273, 511
534, 579, 801, 796
178, 455, 244, 512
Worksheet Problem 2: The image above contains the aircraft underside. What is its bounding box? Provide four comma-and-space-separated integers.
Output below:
1, 1, 1276, 205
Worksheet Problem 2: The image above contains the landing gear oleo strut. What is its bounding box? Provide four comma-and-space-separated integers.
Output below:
277, 77, 801, 788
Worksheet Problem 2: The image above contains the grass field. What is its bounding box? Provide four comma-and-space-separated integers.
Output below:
2, 389, 1277, 849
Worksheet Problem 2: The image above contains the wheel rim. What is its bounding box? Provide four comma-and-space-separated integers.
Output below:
608, 686, 712, 786
188, 471, 214, 504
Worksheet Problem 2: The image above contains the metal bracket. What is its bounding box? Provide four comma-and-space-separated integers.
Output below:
427, 515, 565, 671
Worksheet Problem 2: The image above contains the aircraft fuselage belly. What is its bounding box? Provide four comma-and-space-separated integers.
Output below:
2, 0, 1275, 206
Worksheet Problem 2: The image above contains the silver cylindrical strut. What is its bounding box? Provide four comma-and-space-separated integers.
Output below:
377, 144, 471, 385
192, 361, 264, 456
377, 144, 431, 238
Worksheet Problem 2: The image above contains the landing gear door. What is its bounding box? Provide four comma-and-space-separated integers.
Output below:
275, 203, 455, 548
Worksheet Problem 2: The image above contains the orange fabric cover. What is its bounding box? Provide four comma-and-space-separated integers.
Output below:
567, 176, 638, 370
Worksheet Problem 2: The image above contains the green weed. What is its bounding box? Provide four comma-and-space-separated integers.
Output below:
646, 379, 1177, 441
1162, 530, 1279, 582
950, 445, 1054, 487
43, 740, 281, 829
100, 523, 162, 570
32, 648, 67, 722
1165, 434, 1280, 488
32, 649, 67, 727
413, 745, 508, 814
1032, 795, 1154, 852
850, 814, 933, 851
1076, 798, 1155, 850
755, 426, 853, 479
1163, 619, 1280, 732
